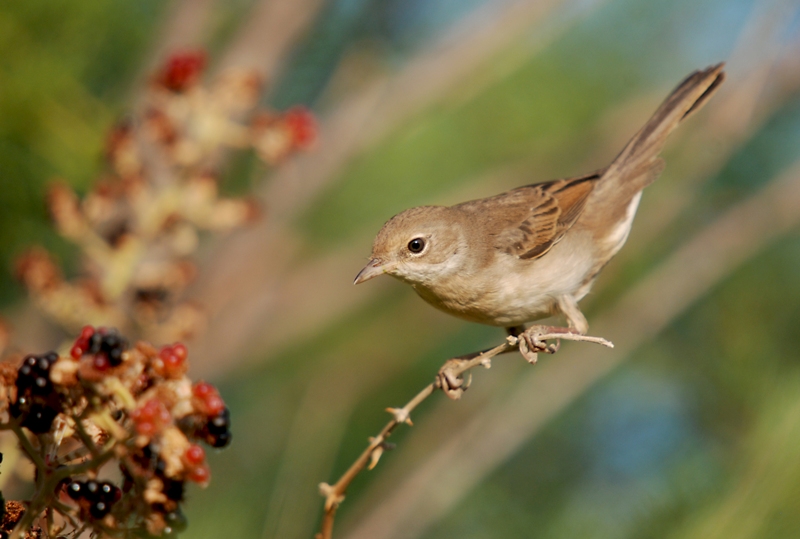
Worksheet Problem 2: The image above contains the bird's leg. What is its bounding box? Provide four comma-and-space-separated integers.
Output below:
517, 296, 588, 364
506, 326, 525, 338
557, 295, 588, 335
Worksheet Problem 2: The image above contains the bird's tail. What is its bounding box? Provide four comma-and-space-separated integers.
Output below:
593, 63, 725, 206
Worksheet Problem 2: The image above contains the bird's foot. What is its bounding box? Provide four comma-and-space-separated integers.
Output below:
436, 357, 473, 400
517, 325, 568, 364
516, 325, 614, 364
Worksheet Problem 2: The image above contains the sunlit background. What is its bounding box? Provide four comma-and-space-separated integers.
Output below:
2, 0, 800, 538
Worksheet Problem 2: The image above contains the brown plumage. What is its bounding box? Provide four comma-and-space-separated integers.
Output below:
355, 64, 725, 337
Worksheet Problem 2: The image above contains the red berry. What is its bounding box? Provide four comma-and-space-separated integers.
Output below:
141, 399, 161, 420
283, 107, 317, 149
192, 381, 226, 415
193, 382, 215, 400
136, 421, 155, 436
158, 345, 186, 378
188, 464, 210, 484
132, 398, 171, 436
73, 328, 91, 358
93, 354, 110, 371
205, 395, 225, 417
164, 352, 180, 367
160, 51, 206, 92
185, 444, 205, 466
171, 343, 188, 361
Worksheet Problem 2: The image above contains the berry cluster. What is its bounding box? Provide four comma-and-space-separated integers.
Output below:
183, 444, 210, 484
66, 480, 121, 520
10, 352, 61, 433
192, 382, 232, 448
2, 326, 234, 538
70, 326, 128, 370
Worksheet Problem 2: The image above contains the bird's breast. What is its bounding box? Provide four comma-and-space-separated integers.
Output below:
410, 230, 597, 326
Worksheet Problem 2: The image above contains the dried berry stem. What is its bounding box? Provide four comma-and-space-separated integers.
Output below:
5, 420, 46, 474
2, 416, 119, 539
72, 416, 101, 458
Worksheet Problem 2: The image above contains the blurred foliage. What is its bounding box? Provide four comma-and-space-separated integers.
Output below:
0, 0, 165, 305
3, 0, 800, 538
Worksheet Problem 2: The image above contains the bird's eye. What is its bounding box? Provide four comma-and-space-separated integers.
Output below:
407, 238, 426, 253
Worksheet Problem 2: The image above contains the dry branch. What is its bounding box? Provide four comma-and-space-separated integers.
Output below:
314, 332, 612, 539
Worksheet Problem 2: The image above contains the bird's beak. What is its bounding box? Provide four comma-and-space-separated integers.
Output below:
354, 258, 391, 285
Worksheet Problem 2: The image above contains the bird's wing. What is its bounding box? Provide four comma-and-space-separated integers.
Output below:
459, 173, 599, 260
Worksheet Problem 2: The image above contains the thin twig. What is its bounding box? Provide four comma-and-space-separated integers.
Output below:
8, 420, 46, 479
71, 416, 100, 459
314, 333, 610, 539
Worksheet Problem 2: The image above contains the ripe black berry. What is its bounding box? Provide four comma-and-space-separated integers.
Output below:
89, 501, 108, 519
203, 407, 232, 448
21, 404, 58, 433
163, 478, 184, 502
13, 352, 63, 433
165, 509, 188, 533
208, 415, 227, 434
67, 480, 121, 518
37, 356, 51, 371
88, 332, 103, 355
67, 481, 83, 500
210, 431, 231, 448
99, 481, 121, 504
85, 480, 100, 499
84, 328, 128, 367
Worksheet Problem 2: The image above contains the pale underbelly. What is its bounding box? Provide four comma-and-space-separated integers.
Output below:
410, 232, 597, 327
423, 293, 557, 327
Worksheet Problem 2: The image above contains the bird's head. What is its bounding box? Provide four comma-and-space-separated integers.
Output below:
354, 206, 468, 287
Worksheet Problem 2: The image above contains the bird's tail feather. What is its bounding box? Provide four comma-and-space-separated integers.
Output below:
596, 63, 725, 202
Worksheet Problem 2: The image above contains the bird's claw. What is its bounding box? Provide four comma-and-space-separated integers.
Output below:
518, 325, 575, 364
436, 358, 472, 400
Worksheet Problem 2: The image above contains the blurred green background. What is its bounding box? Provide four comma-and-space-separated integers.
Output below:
2, 0, 800, 538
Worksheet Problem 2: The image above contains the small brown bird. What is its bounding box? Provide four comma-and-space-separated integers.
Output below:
355, 64, 725, 360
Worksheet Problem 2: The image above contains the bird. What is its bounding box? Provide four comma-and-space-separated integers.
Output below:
354, 64, 725, 365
